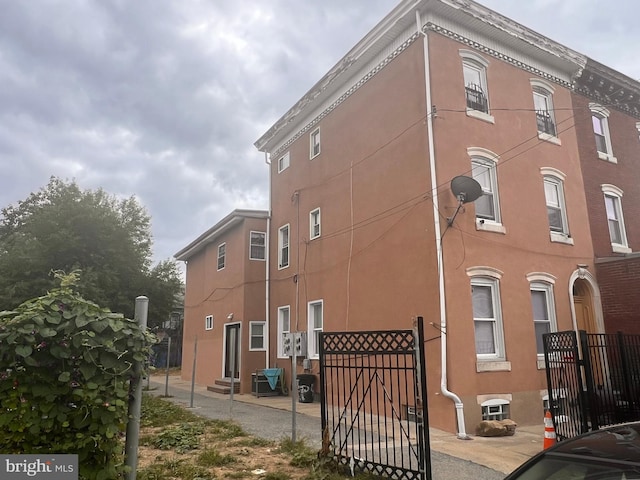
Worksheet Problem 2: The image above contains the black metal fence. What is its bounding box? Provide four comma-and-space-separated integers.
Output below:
318, 318, 431, 480
543, 330, 640, 441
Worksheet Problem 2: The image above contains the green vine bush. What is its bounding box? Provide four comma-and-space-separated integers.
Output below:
0, 271, 155, 480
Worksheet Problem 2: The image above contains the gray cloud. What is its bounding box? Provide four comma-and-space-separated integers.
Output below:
0, 0, 636, 267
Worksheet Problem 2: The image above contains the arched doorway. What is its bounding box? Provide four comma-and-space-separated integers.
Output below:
573, 279, 599, 334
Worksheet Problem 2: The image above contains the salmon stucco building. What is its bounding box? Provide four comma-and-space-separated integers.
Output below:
177, 0, 640, 436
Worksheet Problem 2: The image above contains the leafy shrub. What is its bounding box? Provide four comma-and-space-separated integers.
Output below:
0, 272, 155, 480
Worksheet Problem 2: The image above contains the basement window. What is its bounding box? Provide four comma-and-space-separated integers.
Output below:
481, 399, 510, 421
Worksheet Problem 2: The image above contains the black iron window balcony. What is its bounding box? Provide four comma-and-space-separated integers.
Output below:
536, 110, 557, 137
465, 84, 489, 113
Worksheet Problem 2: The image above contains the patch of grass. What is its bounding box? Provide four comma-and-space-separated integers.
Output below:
234, 436, 274, 448
264, 472, 293, 480
196, 447, 237, 467
206, 418, 247, 440
138, 457, 213, 480
140, 393, 200, 427
277, 437, 316, 468
151, 422, 206, 453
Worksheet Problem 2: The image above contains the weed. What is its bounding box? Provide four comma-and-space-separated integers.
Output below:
140, 393, 200, 427
206, 418, 247, 440
152, 422, 205, 453
196, 447, 237, 467
277, 437, 316, 468
138, 457, 212, 480
264, 471, 293, 480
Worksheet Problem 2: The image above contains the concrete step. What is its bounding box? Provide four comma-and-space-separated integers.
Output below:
207, 378, 240, 395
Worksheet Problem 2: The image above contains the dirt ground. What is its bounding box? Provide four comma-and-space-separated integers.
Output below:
137, 424, 313, 479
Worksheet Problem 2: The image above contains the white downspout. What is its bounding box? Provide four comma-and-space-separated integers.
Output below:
417, 11, 469, 439
264, 152, 271, 369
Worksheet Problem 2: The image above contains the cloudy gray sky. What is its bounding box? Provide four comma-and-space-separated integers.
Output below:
1, 0, 638, 266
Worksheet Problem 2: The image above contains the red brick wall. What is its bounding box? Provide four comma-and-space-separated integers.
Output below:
596, 256, 640, 334
572, 93, 640, 256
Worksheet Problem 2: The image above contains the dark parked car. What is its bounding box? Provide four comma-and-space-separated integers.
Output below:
504, 422, 640, 480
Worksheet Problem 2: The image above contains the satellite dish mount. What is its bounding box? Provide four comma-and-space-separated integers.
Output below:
447, 175, 483, 226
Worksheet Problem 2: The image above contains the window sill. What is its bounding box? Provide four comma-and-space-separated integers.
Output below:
466, 109, 495, 124
597, 151, 617, 163
477, 361, 511, 372
538, 132, 561, 146
476, 219, 506, 234
612, 244, 632, 254
550, 232, 574, 245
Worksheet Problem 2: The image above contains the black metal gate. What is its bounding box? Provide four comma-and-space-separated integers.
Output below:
543, 330, 640, 441
318, 317, 431, 480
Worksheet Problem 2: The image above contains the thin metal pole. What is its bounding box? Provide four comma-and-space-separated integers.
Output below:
164, 336, 172, 397
229, 328, 236, 416
291, 334, 298, 443
125, 295, 149, 480
189, 336, 198, 408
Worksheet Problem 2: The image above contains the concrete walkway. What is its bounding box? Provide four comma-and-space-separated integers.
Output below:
148, 373, 544, 475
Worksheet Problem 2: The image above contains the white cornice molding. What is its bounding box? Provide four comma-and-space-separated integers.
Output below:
255, 0, 590, 156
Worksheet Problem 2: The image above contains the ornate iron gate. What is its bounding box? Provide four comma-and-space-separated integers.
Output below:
543, 330, 640, 441
318, 317, 431, 480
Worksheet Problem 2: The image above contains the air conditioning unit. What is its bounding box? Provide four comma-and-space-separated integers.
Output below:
294, 332, 307, 357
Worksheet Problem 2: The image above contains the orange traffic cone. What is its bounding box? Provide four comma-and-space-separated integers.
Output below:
543, 410, 556, 449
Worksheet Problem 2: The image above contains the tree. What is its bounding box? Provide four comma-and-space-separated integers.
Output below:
0, 177, 182, 325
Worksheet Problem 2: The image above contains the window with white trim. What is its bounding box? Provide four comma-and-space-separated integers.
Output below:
277, 152, 290, 173
310, 208, 321, 240
277, 306, 290, 358
307, 300, 323, 359
472, 158, 501, 224
278, 224, 289, 269
459, 50, 492, 123
544, 178, 570, 239
471, 277, 505, 360
217, 243, 226, 270
529, 281, 557, 355
310, 128, 321, 159
481, 399, 510, 421
205, 315, 213, 330
601, 184, 630, 253
531, 80, 557, 139
249, 321, 266, 351
589, 103, 616, 162
250, 231, 266, 260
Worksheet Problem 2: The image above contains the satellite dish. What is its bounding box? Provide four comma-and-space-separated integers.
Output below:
446, 175, 483, 227
450, 176, 483, 204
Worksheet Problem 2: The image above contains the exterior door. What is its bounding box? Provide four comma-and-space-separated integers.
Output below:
573, 280, 597, 333
224, 323, 240, 379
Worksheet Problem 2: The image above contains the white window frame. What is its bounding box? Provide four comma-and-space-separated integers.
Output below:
249, 231, 266, 261
589, 103, 616, 163
527, 274, 557, 358
459, 50, 493, 123
307, 300, 323, 360
309, 208, 321, 240
541, 168, 572, 245
205, 315, 213, 331
217, 243, 226, 270
277, 306, 290, 358
277, 152, 290, 173
601, 184, 631, 253
530, 79, 560, 144
249, 321, 266, 351
278, 224, 290, 269
310, 128, 321, 159
468, 271, 505, 362
468, 148, 503, 233
481, 399, 510, 421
